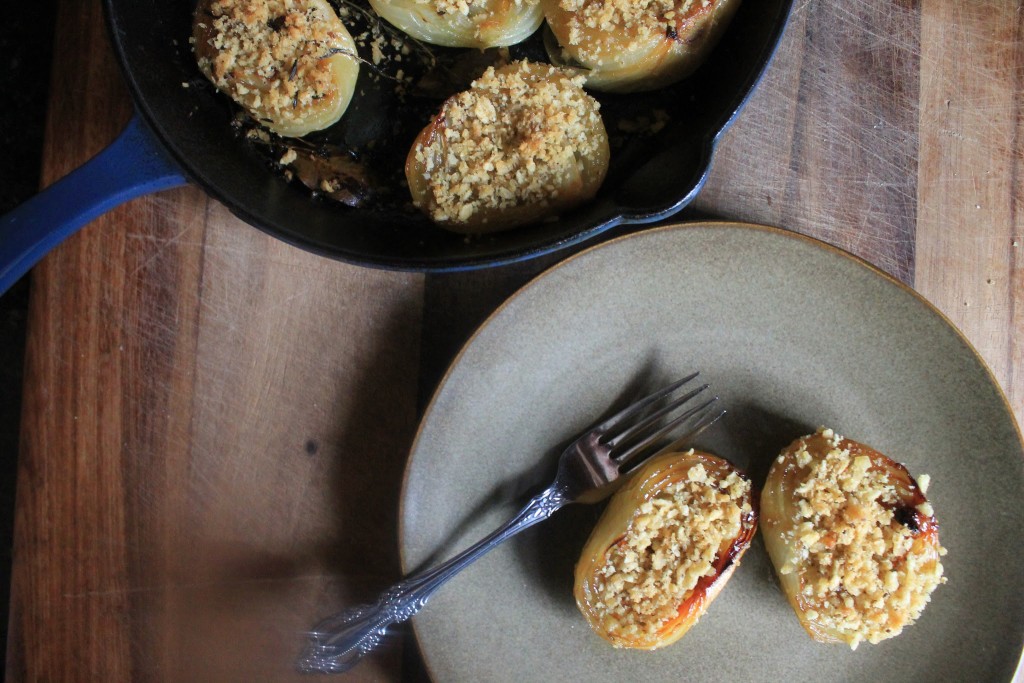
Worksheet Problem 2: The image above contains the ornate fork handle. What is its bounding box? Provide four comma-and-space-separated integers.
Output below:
298, 484, 570, 673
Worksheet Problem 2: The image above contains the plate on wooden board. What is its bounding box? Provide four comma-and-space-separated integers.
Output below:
399, 222, 1024, 681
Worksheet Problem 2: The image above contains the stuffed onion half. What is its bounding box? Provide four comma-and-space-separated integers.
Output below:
406, 60, 609, 233
542, 0, 740, 92
369, 0, 543, 48
193, 0, 359, 137
761, 428, 946, 649
574, 450, 757, 649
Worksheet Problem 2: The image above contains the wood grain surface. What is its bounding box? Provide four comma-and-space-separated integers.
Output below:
7, 0, 1023, 681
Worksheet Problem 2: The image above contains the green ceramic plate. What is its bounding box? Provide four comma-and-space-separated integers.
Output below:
400, 222, 1024, 682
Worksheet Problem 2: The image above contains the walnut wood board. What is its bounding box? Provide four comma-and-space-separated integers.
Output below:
7, 0, 1023, 682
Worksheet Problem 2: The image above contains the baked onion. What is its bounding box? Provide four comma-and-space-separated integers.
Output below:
574, 450, 758, 649
761, 428, 946, 649
193, 0, 359, 137
542, 0, 740, 92
406, 60, 609, 233
369, 0, 543, 48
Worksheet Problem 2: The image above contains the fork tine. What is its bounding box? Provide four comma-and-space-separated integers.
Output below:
590, 372, 700, 435
613, 398, 725, 473
654, 405, 727, 460
612, 395, 717, 461
605, 383, 710, 449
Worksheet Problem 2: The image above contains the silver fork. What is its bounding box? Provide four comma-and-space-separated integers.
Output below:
298, 373, 725, 673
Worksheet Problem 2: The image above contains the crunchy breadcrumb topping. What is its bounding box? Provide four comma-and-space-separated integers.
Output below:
781, 428, 946, 649
413, 61, 604, 224
195, 0, 349, 124
590, 463, 751, 640
558, 0, 709, 63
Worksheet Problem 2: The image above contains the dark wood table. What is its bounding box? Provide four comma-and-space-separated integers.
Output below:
8, 0, 1023, 680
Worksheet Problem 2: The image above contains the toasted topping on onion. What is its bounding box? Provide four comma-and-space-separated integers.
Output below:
575, 450, 758, 649
406, 60, 609, 233
761, 428, 947, 649
193, 0, 359, 137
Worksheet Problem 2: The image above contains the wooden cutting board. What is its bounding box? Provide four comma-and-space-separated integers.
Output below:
7, 0, 1022, 681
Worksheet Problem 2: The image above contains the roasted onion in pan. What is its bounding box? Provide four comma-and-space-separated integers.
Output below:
369, 0, 544, 48
406, 60, 609, 233
193, 0, 359, 137
574, 450, 757, 649
761, 428, 946, 649
542, 0, 740, 92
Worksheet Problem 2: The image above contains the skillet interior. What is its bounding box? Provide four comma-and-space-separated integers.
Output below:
104, 0, 793, 271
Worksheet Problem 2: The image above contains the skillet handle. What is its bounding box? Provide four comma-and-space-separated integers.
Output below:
0, 115, 187, 295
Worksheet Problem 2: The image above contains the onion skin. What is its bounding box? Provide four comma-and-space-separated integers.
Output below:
542, 0, 740, 92
761, 431, 943, 646
574, 450, 758, 649
369, 0, 543, 48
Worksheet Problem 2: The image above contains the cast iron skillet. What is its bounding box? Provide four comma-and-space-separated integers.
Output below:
0, 0, 793, 293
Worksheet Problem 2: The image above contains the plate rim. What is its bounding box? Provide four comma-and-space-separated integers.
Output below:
398, 220, 1024, 680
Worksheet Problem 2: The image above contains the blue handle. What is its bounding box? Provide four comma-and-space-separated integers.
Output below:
0, 115, 188, 295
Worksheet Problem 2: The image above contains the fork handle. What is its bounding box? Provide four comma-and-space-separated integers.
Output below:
298, 484, 570, 673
